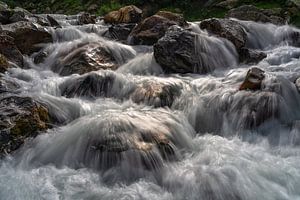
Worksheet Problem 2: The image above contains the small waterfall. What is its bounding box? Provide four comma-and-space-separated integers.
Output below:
237, 20, 300, 50
194, 33, 238, 72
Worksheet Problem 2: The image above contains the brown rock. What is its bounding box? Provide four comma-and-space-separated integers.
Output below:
0, 96, 51, 156
0, 32, 23, 67
1, 21, 53, 55
78, 12, 96, 25
129, 14, 180, 45
200, 18, 247, 50
131, 81, 181, 107
104, 5, 142, 24
239, 67, 265, 91
55, 43, 118, 76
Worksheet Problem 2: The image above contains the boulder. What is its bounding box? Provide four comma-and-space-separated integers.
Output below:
226, 5, 286, 25
0, 96, 51, 156
239, 48, 267, 64
9, 7, 31, 23
77, 12, 96, 25
60, 72, 116, 98
154, 25, 236, 74
129, 11, 187, 45
155, 11, 188, 27
131, 81, 182, 107
239, 67, 265, 91
104, 5, 142, 24
1, 21, 53, 55
47, 15, 61, 28
28, 109, 193, 171
54, 43, 118, 76
200, 18, 247, 50
103, 23, 136, 42
0, 32, 23, 67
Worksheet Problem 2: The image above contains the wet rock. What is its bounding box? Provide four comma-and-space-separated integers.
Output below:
226, 5, 286, 25
77, 12, 96, 25
153, 26, 197, 73
227, 91, 279, 130
129, 11, 187, 45
1, 21, 53, 55
200, 18, 247, 50
9, 7, 31, 23
0, 96, 50, 156
60, 72, 116, 98
30, 109, 193, 172
0, 76, 20, 93
239, 48, 267, 64
296, 77, 300, 92
155, 11, 188, 27
0, 54, 9, 73
154, 25, 236, 74
55, 43, 118, 76
104, 5, 142, 24
131, 81, 182, 107
33, 51, 48, 64
103, 23, 136, 42
239, 67, 265, 91
47, 15, 61, 28
0, 32, 23, 67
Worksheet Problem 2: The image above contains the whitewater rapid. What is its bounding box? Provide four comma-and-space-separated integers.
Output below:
1, 18, 300, 200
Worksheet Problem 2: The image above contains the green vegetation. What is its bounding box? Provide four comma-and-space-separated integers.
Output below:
2, 0, 300, 27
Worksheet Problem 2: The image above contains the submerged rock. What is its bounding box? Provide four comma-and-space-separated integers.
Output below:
239, 48, 267, 64
60, 72, 117, 98
0, 96, 50, 156
131, 80, 182, 107
129, 11, 187, 45
55, 43, 118, 76
60, 72, 182, 107
239, 67, 265, 90
104, 5, 142, 24
1, 21, 53, 55
28, 109, 194, 173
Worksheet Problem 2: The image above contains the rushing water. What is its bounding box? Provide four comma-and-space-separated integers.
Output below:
1, 17, 300, 200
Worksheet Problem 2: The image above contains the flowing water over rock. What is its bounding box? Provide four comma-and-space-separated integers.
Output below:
1, 16, 300, 200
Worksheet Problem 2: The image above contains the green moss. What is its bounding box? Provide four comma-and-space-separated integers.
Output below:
96, 1, 123, 16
